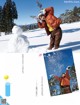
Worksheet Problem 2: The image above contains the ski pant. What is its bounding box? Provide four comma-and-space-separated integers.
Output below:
49, 27, 62, 49
61, 86, 71, 94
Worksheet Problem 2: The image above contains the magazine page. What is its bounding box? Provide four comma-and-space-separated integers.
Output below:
0, 0, 80, 105
0, 52, 80, 105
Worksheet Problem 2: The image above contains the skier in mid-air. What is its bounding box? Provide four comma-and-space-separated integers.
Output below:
37, 7, 62, 50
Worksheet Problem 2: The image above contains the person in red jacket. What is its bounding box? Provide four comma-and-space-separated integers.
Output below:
54, 67, 71, 94
37, 7, 62, 50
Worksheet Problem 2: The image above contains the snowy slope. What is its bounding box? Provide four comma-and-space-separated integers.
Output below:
0, 22, 80, 53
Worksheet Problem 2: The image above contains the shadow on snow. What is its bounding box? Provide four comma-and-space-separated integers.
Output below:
62, 28, 80, 33
60, 41, 80, 51
29, 44, 48, 48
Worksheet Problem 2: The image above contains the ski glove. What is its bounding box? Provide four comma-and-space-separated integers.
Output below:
66, 66, 71, 70
36, 17, 42, 23
40, 9, 46, 15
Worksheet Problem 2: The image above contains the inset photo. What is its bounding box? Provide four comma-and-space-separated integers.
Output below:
43, 48, 79, 96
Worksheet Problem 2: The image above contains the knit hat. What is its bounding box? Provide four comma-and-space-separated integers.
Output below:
38, 13, 44, 18
38, 9, 46, 18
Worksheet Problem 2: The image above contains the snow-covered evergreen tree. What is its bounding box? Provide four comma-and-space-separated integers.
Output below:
0, 6, 3, 32
59, 6, 80, 23
2, 0, 18, 33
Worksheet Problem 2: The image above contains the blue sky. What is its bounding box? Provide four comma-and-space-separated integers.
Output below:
0, 0, 80, 25
43, 49, 74, 79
